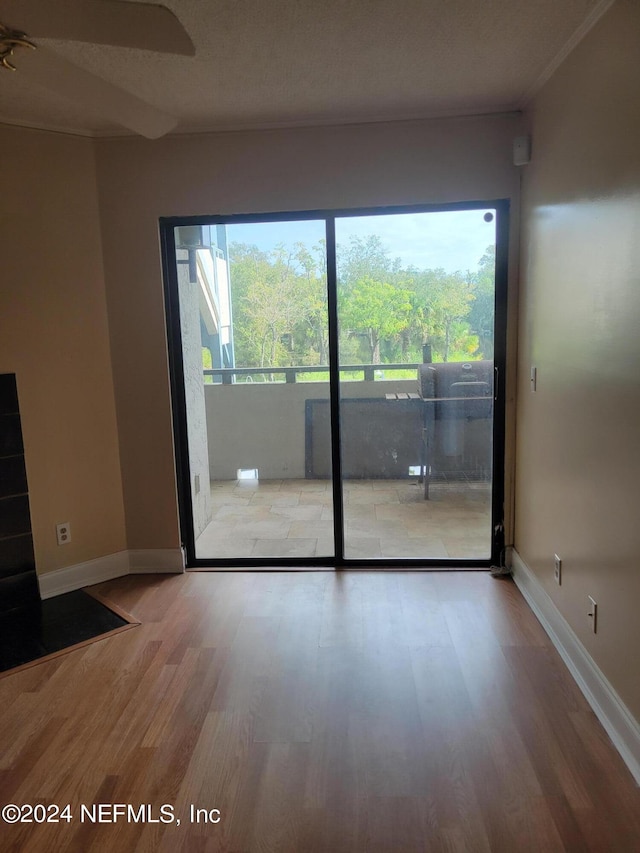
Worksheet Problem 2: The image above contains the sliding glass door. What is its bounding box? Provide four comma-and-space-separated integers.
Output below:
166, 218, 335, 561
335, 208, 498, 560
162, 201, 507, 568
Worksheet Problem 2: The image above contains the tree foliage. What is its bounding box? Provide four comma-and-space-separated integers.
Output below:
223, 234, 495, 375
467, 245, 496, 358
409, 268, 478, 362
229, 241, 328, 371
339, 276, 413, 363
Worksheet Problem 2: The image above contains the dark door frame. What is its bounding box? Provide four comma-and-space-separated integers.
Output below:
160, 199, 509, 569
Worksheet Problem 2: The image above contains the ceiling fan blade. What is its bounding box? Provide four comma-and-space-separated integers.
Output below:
15, 45, 177, 138
1, 0, 194, 56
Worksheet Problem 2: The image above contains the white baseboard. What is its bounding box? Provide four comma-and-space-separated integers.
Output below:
128, 549, 185, 573
510, 548, 640, 785
38, 551, 130, 599
37, 548, 184, 599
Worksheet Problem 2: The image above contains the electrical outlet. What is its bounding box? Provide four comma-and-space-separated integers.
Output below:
195, 474, 200, 494
588, 596, 597, 633
554, 554, 562, 585
56, 522, 71, 546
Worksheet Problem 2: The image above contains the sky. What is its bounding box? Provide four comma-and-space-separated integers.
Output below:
226, 208, 496, 274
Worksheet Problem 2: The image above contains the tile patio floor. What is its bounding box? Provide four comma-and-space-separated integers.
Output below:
195, 478, 492, 562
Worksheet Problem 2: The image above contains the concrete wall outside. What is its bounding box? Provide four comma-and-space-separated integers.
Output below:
205, 377, 493, 481
177, 255, 212, 536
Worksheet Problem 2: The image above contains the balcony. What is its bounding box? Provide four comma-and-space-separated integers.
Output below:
191, 363, 494, 562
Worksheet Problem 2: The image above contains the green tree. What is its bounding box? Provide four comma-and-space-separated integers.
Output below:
227, 233, 488, 376
408, 268, 477, 362
290, 241, 329, 365
226, 243, 269, 367
245, 246, 308, 369
229, 243, 305, 370
339, 276, 413, 363
336, 235, 413, 363
228, 241, 329, 373
468, 245, 495, 358
337, 234, 401, 291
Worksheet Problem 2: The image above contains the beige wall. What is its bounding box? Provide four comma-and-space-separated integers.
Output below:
515, 0, 640, 719
0, 126, 126, 573
94, 114, 521, 550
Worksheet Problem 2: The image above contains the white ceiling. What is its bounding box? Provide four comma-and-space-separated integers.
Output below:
0, 0, 612, 137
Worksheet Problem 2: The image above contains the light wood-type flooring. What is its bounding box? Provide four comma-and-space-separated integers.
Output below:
1, 571, 639, 852
197, 479, 492, 560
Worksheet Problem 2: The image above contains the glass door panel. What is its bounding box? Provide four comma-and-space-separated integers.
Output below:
172, 219, 334, 561
335, 209, 497, 560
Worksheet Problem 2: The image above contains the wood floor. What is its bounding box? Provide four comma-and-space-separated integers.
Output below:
1, 571, 639, 852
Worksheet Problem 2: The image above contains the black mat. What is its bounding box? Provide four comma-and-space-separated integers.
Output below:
0, 589, 130, 673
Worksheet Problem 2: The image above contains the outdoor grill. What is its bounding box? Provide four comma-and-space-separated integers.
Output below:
416, 360, 494, 497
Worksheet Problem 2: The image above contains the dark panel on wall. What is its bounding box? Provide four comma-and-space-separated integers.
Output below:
0, 455, 28, 499
0, 374, 19, 415
0, 415, 23, 457
0, 495, 32, 539
0, 375, 39, 613
0, 534, 35, 579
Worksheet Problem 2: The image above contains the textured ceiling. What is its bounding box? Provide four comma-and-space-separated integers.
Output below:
0, 0, 611, 137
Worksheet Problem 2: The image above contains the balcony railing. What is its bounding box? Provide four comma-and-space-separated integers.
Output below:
199, 360, 493, 483
204, 362, 421, 384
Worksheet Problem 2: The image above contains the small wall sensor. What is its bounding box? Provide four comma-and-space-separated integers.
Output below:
513, 135, 531, 166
